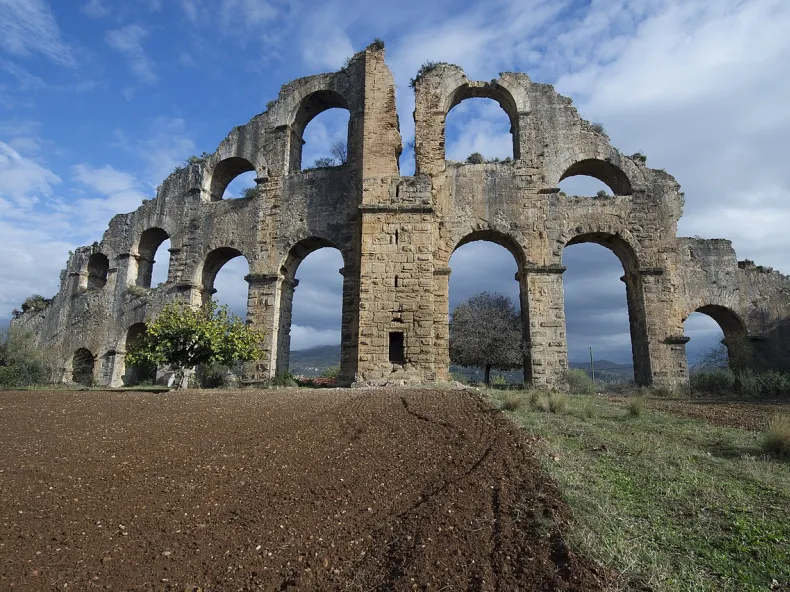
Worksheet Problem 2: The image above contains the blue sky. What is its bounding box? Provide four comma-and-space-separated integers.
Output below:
2, 0, 790, 368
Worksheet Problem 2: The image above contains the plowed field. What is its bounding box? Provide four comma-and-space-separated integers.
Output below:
0, 389, 605, 591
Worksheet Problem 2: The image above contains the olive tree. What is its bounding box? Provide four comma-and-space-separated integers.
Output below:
449, 292, 523, 385
126, 298, 265, 389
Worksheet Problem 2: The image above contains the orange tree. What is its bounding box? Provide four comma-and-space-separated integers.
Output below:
126, 298, 265, 388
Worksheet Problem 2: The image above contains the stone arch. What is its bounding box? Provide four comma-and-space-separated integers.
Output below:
86, 253, 109, 289
444, 82, 522, 161
207, 156, 256, 201
273, 236, 351, 380
561, 230, 652, 384
438, 229, 528, 383
684, 304, 750, 368
134, 227, 170, 288
559, 159, 633, 196
120, 322, 155, 385
200, 246, 246, 299
288, 89, 351, 173
451, 229, 526, 271
71, 347, 95, 385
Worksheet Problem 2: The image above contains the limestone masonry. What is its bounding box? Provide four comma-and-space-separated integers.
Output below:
13, 43, 790, 388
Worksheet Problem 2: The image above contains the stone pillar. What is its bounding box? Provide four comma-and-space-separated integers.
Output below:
135, 255, 155, 288
339, 266, 360, 384
515, 270, 532, 384
639, 270, 689, 388
433, 267, 451, 382
244, 272, 283, 381
275, 278, 299, 376
524, 265, 568, 389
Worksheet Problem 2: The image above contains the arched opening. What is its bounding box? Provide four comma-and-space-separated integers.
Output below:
280, 239, 344, 379
87, 253, 109, 289
563, 233, 648, 385
135, 228, 170, 288
558, 159, 632, 196
201, 247, 249, 317
72, 348, 94, 386
209, 157, 257, 201
448, 232, 525, 385
684, 306, 749, 370
445, 97, 515, 164
558, 175, 614, 198
122, 323, 156, 385
563, 243, 636, 384
290, 89, 350, 172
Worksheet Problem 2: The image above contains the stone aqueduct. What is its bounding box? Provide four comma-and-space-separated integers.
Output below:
14, 43, 790, 387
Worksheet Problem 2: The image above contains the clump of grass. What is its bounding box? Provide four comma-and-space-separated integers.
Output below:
548, 391, 568, 414
762, 414, 790, 458
530, 390, 549, 412
627, 397, 645, 417
499, 390, 527, 412
573, 399, 597, 420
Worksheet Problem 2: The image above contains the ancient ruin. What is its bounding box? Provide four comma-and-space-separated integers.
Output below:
13, 42, 790, 388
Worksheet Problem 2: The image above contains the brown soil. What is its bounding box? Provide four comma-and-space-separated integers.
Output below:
0, 388, 607, 591
608, 395, 790, 431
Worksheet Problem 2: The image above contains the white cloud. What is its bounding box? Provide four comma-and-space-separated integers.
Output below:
0, 0, 75, 66
105, 24, 157, 85
0, 141, 60, 207
81, 0, 108, 19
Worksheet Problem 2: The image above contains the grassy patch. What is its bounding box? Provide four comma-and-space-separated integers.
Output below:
493, 391, 790, 591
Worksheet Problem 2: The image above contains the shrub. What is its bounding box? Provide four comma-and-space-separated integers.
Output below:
548, 391, 568, 414
499, 391, 527, 412
369, 37, 385, 51
409, 61, 450, 89
762, 415, 790, 458
321, 366, 340, 380
270, 372, 298, 388
466, 152, 485, 164
627, 397, 645, 417
0, 328, 57, 387
20, 294, 52, 314
590, 122, 607, 136
196, 362, 226, 388
566, 368, 596, 395
491, 374, 508, 388
690, 368, 735, 394
595, 190, 609, 199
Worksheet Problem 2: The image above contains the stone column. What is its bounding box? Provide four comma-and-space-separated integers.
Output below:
639, 269, 689, 388
433, 267, 451, 382
244, 272, 283, 381
338, 266, 360, 385
524, 265, 568, 389
275, 278, 299, 376
515, 270, 532, 384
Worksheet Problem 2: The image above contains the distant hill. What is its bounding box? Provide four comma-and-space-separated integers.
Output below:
289, 344, 341, 377
290, 344, 634, 383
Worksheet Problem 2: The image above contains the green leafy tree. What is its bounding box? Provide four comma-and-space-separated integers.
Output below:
450, 292, 523, 385
126, 298, 265, 389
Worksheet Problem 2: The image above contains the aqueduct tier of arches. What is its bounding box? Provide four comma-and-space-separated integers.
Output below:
13, 43, 790, 388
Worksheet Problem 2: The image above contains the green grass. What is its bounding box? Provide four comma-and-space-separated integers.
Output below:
493, 391, 790, 592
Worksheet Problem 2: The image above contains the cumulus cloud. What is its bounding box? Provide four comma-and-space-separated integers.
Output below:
105, 24, 157, 85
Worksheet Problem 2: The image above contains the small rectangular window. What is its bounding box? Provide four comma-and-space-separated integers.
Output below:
388, 331, 405, 363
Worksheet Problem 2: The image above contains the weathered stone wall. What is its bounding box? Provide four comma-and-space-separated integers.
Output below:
12, 44, 790, 388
